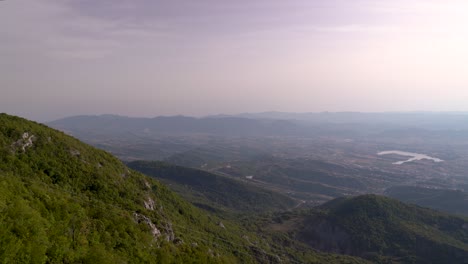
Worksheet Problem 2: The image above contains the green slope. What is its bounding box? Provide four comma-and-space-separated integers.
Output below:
127, 161, 297, 214
385, 185, 468, 216
0, 114, 248, 263
260, 195, 468, 264
0, 113, 367, 264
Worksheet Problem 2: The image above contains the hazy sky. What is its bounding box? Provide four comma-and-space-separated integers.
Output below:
1, 0, 468, 121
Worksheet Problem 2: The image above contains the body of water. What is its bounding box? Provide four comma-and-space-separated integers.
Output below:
377, 150, 443, 165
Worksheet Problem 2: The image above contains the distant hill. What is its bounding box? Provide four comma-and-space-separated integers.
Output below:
234, 112, 468, 129
206, 156, 369, 203
127, 161, 297, 214
48, 115, 309, 138
0, 113, 369, 263
263, 195, 468, 263
49, 113, 468, 165
385, 185, 468, 216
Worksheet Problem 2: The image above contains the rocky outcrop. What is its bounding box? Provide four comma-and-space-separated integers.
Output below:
163, 222, 175, 242
133, 213, 161, 238
69, 149, 81, 156
144, 197, 156, 211
144, 180, 151, 189
11, 132, 35, 152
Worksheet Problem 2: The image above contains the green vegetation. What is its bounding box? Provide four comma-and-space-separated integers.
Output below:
385, 185, 468, 216
127, 161, 297, 214
5, 113, 465, 264
0, 114, 245, 263
209, 156, 367, 203
258, 195, 468, 264
0, 113, 368, 263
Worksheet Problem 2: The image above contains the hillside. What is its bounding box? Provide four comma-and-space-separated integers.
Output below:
0, 113, 367, 264
385, 186, 468, 216
0, 114, 248, 263
127, 161, 297, 214
206, 156, 370, 204
260, 195, 468, 263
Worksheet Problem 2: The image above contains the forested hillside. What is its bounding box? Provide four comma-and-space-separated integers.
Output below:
0, 113, 366, 264
259, 195, 468, 263
127, 161, 297, 214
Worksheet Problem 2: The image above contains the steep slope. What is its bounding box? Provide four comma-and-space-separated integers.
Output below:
0, 113, 367, 264
261, 195, 468, 263
127, 161, 297, 214
0, 114, 248, 263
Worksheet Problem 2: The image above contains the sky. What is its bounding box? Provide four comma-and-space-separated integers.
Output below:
1, 0, 468, 122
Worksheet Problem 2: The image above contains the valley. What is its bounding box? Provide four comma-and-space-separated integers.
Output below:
4, 0, 468, 262
0, 113, 467, 263
377, 150, 443, 165
2, 113, 372, 263
49, 113, 468, 209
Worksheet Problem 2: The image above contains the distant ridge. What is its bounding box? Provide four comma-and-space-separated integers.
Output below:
49, 114, 308, 137
51, 112, 468, 136
127, 160, 298, 214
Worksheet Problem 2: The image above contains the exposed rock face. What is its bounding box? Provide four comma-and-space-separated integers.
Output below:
12, 132, 35, 152
144, 197, 156, 211
133, 207, 176, 242
163, 222, 175, 242
133, 213, 161, 238
70, 149, 81, 156
144, 180, 151, 189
